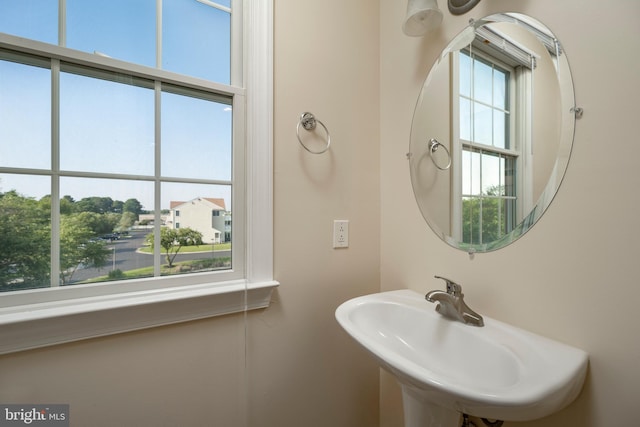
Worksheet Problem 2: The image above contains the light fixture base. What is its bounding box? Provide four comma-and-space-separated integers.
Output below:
448, 0, 481, 15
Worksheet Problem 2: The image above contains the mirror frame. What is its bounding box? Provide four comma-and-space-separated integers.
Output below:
409, 13, 578, 253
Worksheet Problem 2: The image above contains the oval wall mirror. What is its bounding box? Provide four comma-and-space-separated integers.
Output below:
408, 13, 577, 253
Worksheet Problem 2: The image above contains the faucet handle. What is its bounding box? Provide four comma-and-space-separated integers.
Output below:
434, 276, 462, 296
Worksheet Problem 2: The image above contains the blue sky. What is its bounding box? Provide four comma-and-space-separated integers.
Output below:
0, 0, 233, 211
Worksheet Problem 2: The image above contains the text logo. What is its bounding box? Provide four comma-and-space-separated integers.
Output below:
0, 405, 69, 427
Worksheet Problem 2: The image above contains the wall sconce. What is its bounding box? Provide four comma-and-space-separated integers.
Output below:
402, 0, 443, 36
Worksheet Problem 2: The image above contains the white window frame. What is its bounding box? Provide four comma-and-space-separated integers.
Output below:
0, 0, 276, 354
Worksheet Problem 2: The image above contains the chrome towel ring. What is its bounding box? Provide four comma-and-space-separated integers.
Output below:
428, 138, 451, 170
296, 112, 331, 154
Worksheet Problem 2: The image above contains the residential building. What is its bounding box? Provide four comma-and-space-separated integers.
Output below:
166, 197, 230, 244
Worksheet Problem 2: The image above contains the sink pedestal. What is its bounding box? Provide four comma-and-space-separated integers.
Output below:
402, 385, 461, 427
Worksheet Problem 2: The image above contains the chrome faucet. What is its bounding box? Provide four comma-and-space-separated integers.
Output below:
425, 276, 484, 327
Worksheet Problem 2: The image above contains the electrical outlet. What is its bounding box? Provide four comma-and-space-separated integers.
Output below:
333, 220, 349, 248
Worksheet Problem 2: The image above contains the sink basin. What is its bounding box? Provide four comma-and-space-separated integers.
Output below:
335, 290, 588, 426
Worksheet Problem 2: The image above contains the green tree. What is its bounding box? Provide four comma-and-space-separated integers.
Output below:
38, 194, 52, 212
59, 214, 110, 284
117, 211, 137, 232
60, 195, 77, 214
1, 191, 138, 288
0, 191, 50, 290
101, 212, 121, 235
111, 200, 124, 213
68, 211, 119, 236
146, 227, 203, 269
76, 196, 115, 213
462, 185, 510, 245
123, 198, 143, 215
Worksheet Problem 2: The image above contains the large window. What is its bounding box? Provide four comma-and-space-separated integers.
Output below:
458, 49, 517, 245
0, 1, 239, 291
0, 0, 275, 354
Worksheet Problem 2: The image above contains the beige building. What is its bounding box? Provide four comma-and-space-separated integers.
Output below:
165, 197, 230, 244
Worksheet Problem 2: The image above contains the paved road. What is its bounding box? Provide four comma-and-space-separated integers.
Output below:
70, 230, 231, 283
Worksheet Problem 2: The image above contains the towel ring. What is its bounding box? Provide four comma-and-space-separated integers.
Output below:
297, 112, 331, 154
428, 138, 451, 170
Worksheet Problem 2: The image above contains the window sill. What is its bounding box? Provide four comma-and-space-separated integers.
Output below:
0, 280, 279, 355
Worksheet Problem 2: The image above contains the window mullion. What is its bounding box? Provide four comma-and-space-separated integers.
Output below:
156, 0, 162, 69
59, 0, 66, 47
154, 81, 162, 277
230, 0, 243, 87
51, 59, 61, 287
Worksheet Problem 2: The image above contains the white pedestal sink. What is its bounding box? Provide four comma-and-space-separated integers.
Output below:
335, 290, 588, 427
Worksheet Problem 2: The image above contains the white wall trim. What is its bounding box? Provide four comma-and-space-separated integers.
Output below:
245, 0, 274, 284
0, 280, 278, 355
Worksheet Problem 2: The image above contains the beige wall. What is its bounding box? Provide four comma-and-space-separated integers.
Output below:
246, 0, 381, 426
0, 314, 249, 426
381, 1, 640, 427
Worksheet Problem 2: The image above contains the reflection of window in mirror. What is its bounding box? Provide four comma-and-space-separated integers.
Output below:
451, 38, 535, 246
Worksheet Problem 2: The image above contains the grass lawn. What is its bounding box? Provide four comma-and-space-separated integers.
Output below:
138, 243, 231, 254
83, 256, 232, 283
